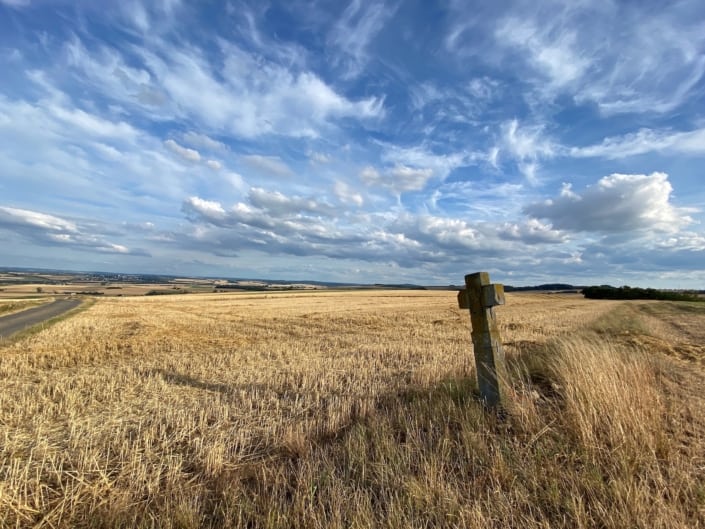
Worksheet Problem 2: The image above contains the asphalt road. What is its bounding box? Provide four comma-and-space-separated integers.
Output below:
0, 299, 82, 338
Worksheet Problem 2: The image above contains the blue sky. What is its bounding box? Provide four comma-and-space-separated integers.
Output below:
0, 0, 704, 287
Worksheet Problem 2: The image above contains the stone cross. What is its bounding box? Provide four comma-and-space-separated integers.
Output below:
457, 272, 507, 408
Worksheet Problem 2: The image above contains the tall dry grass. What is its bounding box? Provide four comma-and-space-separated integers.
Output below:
0, 291, 703, 527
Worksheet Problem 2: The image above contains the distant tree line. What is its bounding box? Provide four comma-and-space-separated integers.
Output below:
582, 285, 702, 302
145, 289, 187, 296
504, 283, 578, 292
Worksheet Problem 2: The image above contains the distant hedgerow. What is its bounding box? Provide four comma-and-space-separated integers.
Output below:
582, 285, 702, 301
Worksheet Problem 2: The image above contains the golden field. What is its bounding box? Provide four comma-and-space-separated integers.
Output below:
0, 291, 703, 528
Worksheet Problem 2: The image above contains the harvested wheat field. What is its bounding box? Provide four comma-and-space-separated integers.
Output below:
1, 291, 704, 528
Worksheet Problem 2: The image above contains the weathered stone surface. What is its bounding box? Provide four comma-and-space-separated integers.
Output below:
462, 272, 507, 408
457, 289, 469, 309
481, 283, 505, 308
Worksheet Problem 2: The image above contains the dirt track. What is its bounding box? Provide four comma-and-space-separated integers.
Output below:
0, 299, 82, 338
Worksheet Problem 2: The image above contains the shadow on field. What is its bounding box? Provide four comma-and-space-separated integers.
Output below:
151, 368, 237, 395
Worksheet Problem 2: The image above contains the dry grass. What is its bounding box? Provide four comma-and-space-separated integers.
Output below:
0, 291, 703, 528
0, 299, 48, 317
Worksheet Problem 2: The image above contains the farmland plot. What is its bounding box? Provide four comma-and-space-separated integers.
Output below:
1, 291, 702, 528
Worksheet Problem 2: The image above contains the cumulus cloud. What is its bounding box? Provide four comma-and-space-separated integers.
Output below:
524, 173, 695, 233
164, 139, 201, 162
403, 215, 480, 250
179, 190, 554, 269
3, 2, 703, 285
248, 187, 335, 217
497, 218, 566, 244
182, 197, 225, 222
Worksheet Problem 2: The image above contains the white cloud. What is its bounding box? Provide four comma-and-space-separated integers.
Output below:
248, 187, 334, 217
179, 193, 548, 269
93, 142, 123, 160
62, 34, 384, 139
2, 1, 704, 285
501, 119, 555, 160
138, 40, 384, 138
0, 93, 198, 207
48, 102, 139, 141
525, 172, 695, 233
124, 2, 150, 31
222, 171, 246, 191
379, 143, 476, 182
570, 127, 705, 159
576, 14, 705, 115
334, 181, 363, 207
413, 215, 479, 249
0, 206, 147, 255
308, 151, 331, 164
360, 141, 482, 194
408, 82, 448, 111
496, 18, 589, 89
119, 0, 184, 33
107, 243, 130, 254
497, 119, 556, 182
467, 77, 500, 100
64, 37, 166, 111
0, 206, 77, 233
241, 154, 293, 177
328, 0, 397, 79
445, 1, 705, 116
183, 197, 225, 222
360, 166, 381, 183
361, 164, 434, 193
656, 232, 705, 251
182, 131, 227, 152
497, 218, 566, 244
0, 0, 30, 7
164, 139, 201, 162
388, 165, 434, 191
